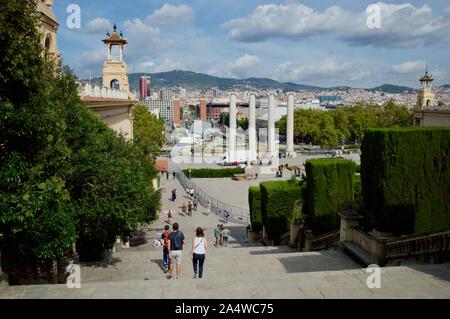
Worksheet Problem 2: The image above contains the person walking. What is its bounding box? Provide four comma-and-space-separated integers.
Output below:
167, 209, 173, 225
214, 224, 221, 247
219, 224, 224, 246
173, 171, 176, 179
188, 201, 193, 216
191, 227, 207, 279
222, 226, 231, 247
171, 188, 177, 202
180, 202, 187, 216
160, 225, 171, 273
166, 171, 169, 180
224, 210, 230, 224
190, 188, 194, 198
207, 203, 212, 216
168, 223, 186, 279
193, 197, 198, 211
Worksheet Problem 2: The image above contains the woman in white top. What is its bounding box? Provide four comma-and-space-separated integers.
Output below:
191, 227, 207, 279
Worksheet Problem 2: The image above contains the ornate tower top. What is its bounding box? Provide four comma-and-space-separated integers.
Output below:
419, 66, 433, 88
103, 24, 127, 45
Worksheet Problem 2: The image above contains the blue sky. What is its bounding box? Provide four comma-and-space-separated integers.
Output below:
53, 0, 450, 88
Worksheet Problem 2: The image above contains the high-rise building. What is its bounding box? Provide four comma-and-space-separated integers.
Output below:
139, 76, 151, 100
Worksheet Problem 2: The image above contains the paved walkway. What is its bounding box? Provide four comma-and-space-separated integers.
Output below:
1, 176, 450, 298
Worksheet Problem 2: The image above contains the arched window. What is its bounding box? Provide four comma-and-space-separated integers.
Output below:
426, 99, 431, 107
44, 34, 52, 59
110, 79, 120, 90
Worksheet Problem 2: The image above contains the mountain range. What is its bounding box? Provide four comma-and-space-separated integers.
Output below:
84, 70, 449, 94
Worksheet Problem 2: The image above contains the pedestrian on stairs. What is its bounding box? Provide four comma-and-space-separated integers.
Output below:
188, 201, 193, 216
214, 224, 221, 247
191, 227, 207, 279
222, 226, 231, 247
160, 225, 171, 273
168, 223, 186, 279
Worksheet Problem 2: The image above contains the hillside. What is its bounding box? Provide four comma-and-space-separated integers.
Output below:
368, 84, 415, 94
84, 70, 415, 94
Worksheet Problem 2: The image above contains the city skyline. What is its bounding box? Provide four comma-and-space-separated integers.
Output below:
53, 0, 450, 88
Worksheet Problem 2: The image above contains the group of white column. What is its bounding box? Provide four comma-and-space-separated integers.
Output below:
228, 92, 295, 164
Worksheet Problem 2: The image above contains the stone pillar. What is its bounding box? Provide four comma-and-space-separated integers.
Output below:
287, 93, 296, 157
268, 94, 276, 157
304, 229, 313, 251
248, 93, 257, 163
339, 211, 363, 242
229, 93, 237, 162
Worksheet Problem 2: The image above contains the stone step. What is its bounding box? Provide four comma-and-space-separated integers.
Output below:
340, 242, 372, 266
77, 249, 359, 284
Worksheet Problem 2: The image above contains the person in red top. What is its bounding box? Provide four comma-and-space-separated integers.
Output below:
161, 225, 171, 273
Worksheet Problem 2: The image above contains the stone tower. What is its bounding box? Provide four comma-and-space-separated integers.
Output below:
37, 0, 60, 63
416, 67, 436, 110
102, 24, 130, 94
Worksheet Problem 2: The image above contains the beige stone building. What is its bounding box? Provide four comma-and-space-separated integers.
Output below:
37, 0, 60, 62
413, 69, 450, 127
102, 25, 130, 95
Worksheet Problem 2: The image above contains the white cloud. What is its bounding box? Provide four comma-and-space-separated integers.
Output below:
391, 60, 426, 74
122, 18, 175, 60
73, 48, 106, 77
147, 4, 195, 27
274, 56, 372, 83
136, 58, 185, 73
222, 2, 450, 48
85, 18, 112, 34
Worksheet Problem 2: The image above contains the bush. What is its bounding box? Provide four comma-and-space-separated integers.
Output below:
305, 159, 355, 235
361, 128, 450, 235
260, 179, 303, 243
183, 167, 244, 178
248, 186, 262, 233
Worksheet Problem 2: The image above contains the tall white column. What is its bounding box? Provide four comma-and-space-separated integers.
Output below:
287, 93, 296, 157
249, 93, 257, 162
229, 93, 237, 161
268, 94, 276, 157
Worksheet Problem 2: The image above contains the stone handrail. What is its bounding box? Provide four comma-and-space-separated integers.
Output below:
175, 168, 250, 225
385, 229, 450, 259
310, 229, 340, 250
78, 82, 130, 100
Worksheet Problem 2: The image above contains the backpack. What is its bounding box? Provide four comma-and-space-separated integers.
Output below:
162, 231, 169, 249
170, 231, 183, 250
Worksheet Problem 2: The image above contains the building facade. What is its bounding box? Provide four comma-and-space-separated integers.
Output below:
413, 69, 450, 127
37, 0, 60, 62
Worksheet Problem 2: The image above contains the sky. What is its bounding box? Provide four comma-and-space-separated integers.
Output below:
53, 0, 450, 88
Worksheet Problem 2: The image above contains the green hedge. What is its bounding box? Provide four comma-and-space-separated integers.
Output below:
248, 186, 263, 232
305, 159, 355, 235
361, 128, 450, 235
260, 179, 303, 243
183, 167, 245, 178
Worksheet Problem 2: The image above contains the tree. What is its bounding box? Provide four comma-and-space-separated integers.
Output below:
133, 104, 165, 159
0, 1, 161, 282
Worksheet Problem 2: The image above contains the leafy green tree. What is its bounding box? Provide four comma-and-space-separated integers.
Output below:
133, 104, 165, 158
0, 1, 161, 281
0, 0, 76, 283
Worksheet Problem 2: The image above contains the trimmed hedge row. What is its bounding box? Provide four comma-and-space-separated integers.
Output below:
361, 128, 450, 235
305, 159, 356, 235
183, 167, 245, 178
248, 186, 263, 232
260, 179, 303, 243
